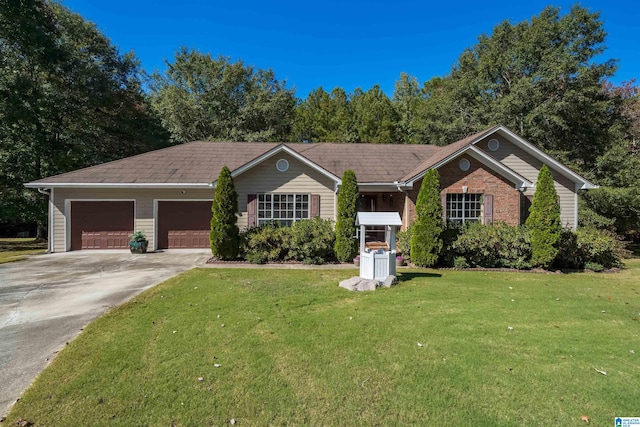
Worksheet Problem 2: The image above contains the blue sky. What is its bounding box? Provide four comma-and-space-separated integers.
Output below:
61, 0, 638, 98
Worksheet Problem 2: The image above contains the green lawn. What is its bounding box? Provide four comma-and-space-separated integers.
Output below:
6, 262, 640, 426
0, 238, 46, 263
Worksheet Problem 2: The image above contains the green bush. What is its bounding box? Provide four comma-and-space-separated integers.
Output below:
453, 256, 469, 269
452, 222, 531, 269
410, 169, 444, 267
240, 222, 288, 263
241, 218, 336, 264
581, 186, 640, 240
440, 223, 464, 266
584, 262, 605, 272
286, 217, 336, 264
210, 166, 239, 260
553, 228, 584, 269
396, 226, 412, 258
526, 165, 561, 269
334, 170, 359, 262
576, 227, 627, 269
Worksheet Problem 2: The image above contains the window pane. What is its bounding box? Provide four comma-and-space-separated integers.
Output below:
256, 193, 311, 225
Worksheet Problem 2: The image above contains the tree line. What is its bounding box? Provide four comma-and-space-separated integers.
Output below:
1, 1, 639, 240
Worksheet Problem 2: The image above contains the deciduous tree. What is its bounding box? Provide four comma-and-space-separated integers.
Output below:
149, 48, 296, 143
418, 5, 620, 168
0, 0, 168, 236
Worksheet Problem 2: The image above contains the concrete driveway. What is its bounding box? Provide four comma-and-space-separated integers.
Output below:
0, 250, 210, 418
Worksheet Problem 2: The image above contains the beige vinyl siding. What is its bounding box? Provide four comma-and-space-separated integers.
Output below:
52, 188, 214, 252
477, 136, 578, 227
50, 154, 336, 252
234, 152, 336, 229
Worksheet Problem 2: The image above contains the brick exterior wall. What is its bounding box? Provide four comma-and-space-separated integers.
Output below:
403, 155, 521, 228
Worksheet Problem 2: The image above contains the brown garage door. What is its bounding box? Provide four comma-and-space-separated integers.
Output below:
157, 201, 212, 249
71, 201, 134, 250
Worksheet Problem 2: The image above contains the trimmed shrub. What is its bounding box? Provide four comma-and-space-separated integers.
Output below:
526, 165, 561, 269
410, 169, 444, 267
286, 217, 336, 264
241, 218, 337, 265
240, 222, 288, 263
452, 222, 531, 269
210, 166, 239, 260
334, 170, 359, 262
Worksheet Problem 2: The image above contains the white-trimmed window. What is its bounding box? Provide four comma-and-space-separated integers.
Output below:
446, 193, 482, 224
257, 194, 309, 226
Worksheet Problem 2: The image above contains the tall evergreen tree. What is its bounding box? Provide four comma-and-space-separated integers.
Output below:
392, 72, 429, 144
526, 165, 561, 268
210, 166, 239, 260
334, 170, 359, 262
350, 85, 399, 143
410, 169, 444, 267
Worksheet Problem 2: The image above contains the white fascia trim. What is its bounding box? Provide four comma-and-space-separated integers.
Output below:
221, 145, 341, 186
24, 183, 211, 189
405, 145, 533, 189
488, 126, 599, 190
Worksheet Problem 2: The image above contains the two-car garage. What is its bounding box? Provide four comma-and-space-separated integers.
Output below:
69, 200, 212, 251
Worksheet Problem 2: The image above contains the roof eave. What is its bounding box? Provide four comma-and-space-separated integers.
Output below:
24, 182, 212, 189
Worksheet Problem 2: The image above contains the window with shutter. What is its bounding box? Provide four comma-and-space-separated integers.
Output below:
445, 193, 482, 224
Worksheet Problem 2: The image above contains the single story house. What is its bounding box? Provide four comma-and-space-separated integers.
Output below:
25, 125, 597, 252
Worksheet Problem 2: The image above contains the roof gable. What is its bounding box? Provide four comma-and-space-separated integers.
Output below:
482, 126, 597, 189
216, 144, 341, 186
401, 125, 596, 190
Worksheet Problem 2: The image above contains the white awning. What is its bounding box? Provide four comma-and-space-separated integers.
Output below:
356, 212, 402, 226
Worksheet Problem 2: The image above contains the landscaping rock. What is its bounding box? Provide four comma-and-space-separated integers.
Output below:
381, 275, 398, 288
339, 276, 378, 292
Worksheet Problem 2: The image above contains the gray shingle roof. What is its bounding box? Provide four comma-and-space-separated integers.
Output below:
24, 129, 491, 186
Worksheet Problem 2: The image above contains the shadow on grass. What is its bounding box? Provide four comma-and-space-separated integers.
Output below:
398, 271, 442, 282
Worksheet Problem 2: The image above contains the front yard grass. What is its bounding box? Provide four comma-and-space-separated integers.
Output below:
6, 262, 640, 426
0, 238, 46, 263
